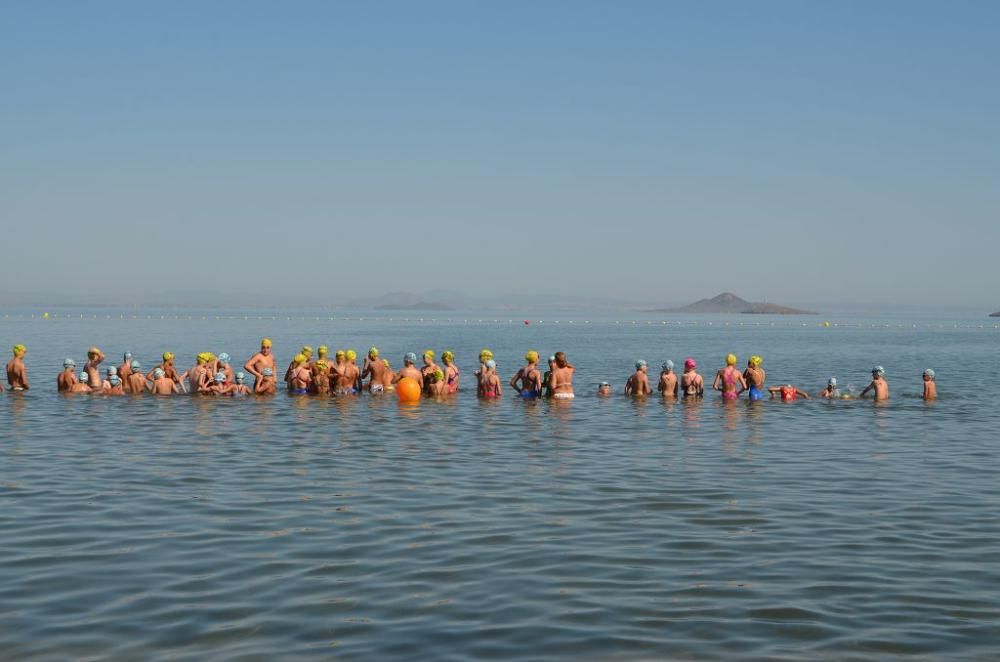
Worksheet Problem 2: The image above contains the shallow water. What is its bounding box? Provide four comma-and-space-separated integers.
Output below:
2, 308, 999, 659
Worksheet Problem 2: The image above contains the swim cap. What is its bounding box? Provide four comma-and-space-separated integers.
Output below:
318, 345, 329, 357
404, 352, 417, 364
205, 353, 217, 362
88, 347, 101, 357
872, 365, 885, 375
433, 369, 444, 381
11, 344, 25, 356
346, 350, 357, 361
636, 360, 647, 370
261, 338, 272, 348
293, 353, 306, 365
106, 366, 118, 376
368, 347, 379, 358
442, 350, 454, 362
262, 367, 274, 377
79, 371, 89, 382
599, 381, 610, 387
924, 368, 935, 379
828, 377, 837, 387
196, 353, 208, 364
235, 372, 245, 382
214, 372, 226, 383
163, 352, 174, 361
726, 353, 737, 366
548, 355, 556, 363
485, 359, 496, 370
382, 359, 389, 367
64, 358, 76, 368
153, 368, 165, 379
684, 358, 697, 370
301, 346, 313, 356
131, 360, 141, 371
749, 355, 762, 368
316, 360, 328, 371
479, 349, 493, 362
423, 349, 435, 360
109, 375, 121, 387
123, 351, 132, 361
525, 350, 539, 364
662, 360, 674, 371
335, 350, 346, 359
218, 352, 230, 364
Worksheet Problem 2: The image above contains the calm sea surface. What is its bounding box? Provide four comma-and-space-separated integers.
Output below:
2, 307, 999, 660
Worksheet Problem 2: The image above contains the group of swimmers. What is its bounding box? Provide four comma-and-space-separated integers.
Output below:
4, 341, 937, 401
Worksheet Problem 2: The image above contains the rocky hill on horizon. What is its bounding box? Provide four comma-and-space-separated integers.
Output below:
648, 292, 817, 315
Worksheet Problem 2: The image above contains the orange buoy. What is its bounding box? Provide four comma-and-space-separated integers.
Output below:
396, 377, 421, 403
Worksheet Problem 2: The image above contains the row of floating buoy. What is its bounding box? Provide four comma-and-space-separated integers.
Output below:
2, 313, 998, 329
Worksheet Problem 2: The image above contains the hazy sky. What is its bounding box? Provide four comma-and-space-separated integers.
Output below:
3, 1, 998, 307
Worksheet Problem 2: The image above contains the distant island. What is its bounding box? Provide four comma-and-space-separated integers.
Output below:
373, 302, 453, 311
991, 311, 1000, 318
648, 292, 817, 315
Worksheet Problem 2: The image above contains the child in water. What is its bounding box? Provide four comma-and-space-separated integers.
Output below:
597, 381, 612, 396
232, 372, 252, 397
255, 367, 277, 395
860, 366, 890, 401
819, 377, 840, 399
922, 369, 937, 400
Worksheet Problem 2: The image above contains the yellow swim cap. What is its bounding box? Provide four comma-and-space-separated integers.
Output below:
196, 353, 209, 364
346, 349, 357, 361
293, 353, 306, 365
423, 349, 435, 359
382, 359, 389, 367
525, 350, 539, 364
316, 360, 328, 371
433, 369, 444, 381
726, 353, 737, 366
479, 348, 493, 361
441, 350, 454, 363
318, 345, 329, 356
88, 347, 101, 357
749, 355, 762, 368
12, 344, 26, 356
301, 346, 313, 357
206, 353, 216, 361
163, 352, 174, 361
261, 338, 272, 348
335, 350, 346, 359
368, 346, 379, 358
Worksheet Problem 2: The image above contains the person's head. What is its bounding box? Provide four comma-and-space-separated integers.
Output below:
79, 371, 89, 383
123, 351, 132, 362
554, 351, 567, 368
635, 359, 647, 372
872, 365, 885, 379
485, 359, 496, 371
726, 353, 737, 367
441, 350, 454, 365
548, 355, 556, 367
88, 347, 101, 360
63, 358, 76, 370
479, 348, 493, 363
382, 359, 390, 368
749, 355, 762, 368
404, 352, 417, 366
261, 367, 274, 378
218, 352, 230, 366
597, 381, 611, 395
301, 346, 313, 359
828, 377, 837, 388
923, 368, 935, 381
346, 350, 357, 363
235, 372, 246, 384
433, 369, 444, 383
109, 375, 121, 387
367, 346, 378, 360
106, 366, 117, 377
260, 338, 272, 355
162, 351, 174, 365
525, 350, 539, 365
662, 360, 674, 373
214, 372, 226, 383
335, 350, 346, 362
318, 345, 329, 359
423, 350, 435, 365
153, 368, 165, 379
131, 360, 141, 372
293, 353, 307, 366
196, 353, 209, 365
684, 358, 697, 372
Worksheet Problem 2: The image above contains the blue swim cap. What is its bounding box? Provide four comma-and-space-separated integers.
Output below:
662, 360, 674, 371
123, 351, 132, 361
262, 367, 274, 377
872, 365, 885, 375
79, 371, 89, 382
218, 353, 230, 364
636, 359, 647, 370
131, 360, 141, 371
214, 372, 226, 383
106, 366, 118, 376
235, 371, 245, 382
405, 352, 417, 364
109, 375, 121, 386
64, 358, 75, 368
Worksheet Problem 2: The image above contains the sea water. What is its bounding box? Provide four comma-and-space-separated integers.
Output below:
1, 307, 998, 659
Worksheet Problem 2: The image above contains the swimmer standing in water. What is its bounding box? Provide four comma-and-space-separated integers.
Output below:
147, 352, 183, 390
478, 359, 502, 398
71, 371, 93, 393
255, 367, 277, 395
743, 355, 766, 401
922, 369, 937, 400
392, 353, 424, 390
287, 354, 312, 394
510, 351, 542, 398
441, 351, 459, 394
232, 372, 252, 397
713, 354, 747, 401
624, 360, 651, 396
57, 358, 77, 392
681, 358, 704, 397
151, 368, 180, 395
658, 360, 679, 398
311, 360, 331, 395
361, 348, 391, 394
860, 366, 890, 401
7, 344, 29, 390
84, 347, 104, 389
244, 339, 276, 391
420, 350, 440, 394
331, 350, 360, 395
549, 352, 575, 399
125, 360, 148, 394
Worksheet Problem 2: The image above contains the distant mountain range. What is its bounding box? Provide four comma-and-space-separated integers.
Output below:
647, 292, 817, 315
991, 311, 1000, 317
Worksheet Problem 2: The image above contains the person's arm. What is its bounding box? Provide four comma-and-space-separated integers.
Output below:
20, 365, 29, 389
624, 377, 632, 395
494, 376, 502, 397
768, 386, 781, 399
737, 373, 748, 394
244, 356, 262, 381
797, 389, 810, 399
712, 371, 722, 391
859, 381, 873, 397
509, 370, 522, 394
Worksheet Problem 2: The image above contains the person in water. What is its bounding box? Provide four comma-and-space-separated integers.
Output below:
186, 353, 213, 394
147, 352, 183, 390
393, 352, 424, 389
743, 355, 766, 401
441, 350, 460, 394
475, 349, 494, 383
549, 352, 575, 399
232, 372, 252, 397
922, 369, 937, 400
380, 359, 395, 391
657, 360, 679, 398
125, 360, 148, 394
681, 358, 704, 397
57, 358, 77, 392
244, 339, 276, 390
420, 350, 440, 394
624, 360, 651, 396
118, 352, 134, 381
332, 350, 360, 395
208, 372, 233, 396
71, 371, 93, 393
426, 369, 447, 396
216, 353, 234, 384
361, 348, 391, 394
287, 354, 312, 394
84, 347, 105, 389
510, 351, 543, 398
151, 368, 180, 395
285, 346, 313, 386
769, 383, 810, 401
313, 345, 330, 370
255, 367, 277, 395
101, 366, 118, 392
860, 366, 890, 401
713, 353, 747, 401
478, 359, 502, 398
597, 381, 612, 396
7, 344, 29, 391
311, 360, 331, 395
542, 356, 556, 398
819, 377, 840, 399
105, 374, 125, 396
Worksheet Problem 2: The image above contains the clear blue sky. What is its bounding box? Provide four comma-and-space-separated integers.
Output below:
3, 1, 998, 307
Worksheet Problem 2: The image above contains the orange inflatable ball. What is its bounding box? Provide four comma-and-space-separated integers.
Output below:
396, 377, 421, 403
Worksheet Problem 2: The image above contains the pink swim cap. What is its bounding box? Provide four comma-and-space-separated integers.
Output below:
684, 358, 697, 370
